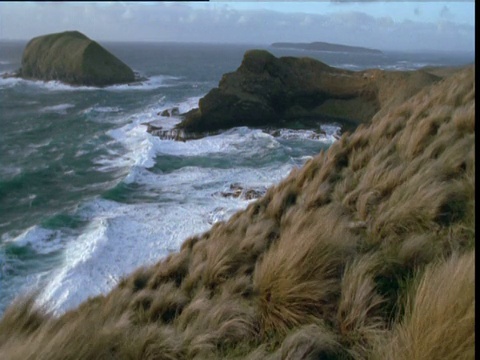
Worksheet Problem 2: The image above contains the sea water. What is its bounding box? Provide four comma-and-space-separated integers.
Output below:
0, 41, 473, 314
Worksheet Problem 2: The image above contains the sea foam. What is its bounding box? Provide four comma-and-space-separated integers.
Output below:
32, 93, 337, 314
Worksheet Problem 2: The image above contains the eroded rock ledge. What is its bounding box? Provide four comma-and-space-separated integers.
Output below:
176, 49, 441, 134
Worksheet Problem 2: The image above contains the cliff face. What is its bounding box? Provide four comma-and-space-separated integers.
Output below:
18, 31, 135, 86
178, 50, 440, 133
0, 63, 474, 359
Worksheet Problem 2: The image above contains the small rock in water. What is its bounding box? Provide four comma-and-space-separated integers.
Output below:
142, 122, 162, 133
215, 183, 266, 200
158, 107, 180, 117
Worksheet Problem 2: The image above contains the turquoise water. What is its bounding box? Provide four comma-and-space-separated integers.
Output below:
0, 41, 473, 314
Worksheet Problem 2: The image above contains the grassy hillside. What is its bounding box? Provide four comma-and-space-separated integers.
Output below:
0, 64, 474, 359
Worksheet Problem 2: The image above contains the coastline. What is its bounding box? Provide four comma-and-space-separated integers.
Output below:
0, 47, 474, 359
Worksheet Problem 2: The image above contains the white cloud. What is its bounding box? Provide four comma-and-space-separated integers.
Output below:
237, 16, 247, 24
301, 16, 313, 26
440, 6, 454, 20
0, 2, 474, 51
121, 8, 133, 20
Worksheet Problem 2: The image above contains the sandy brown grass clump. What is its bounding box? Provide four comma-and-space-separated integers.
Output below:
372, 250, 475, 360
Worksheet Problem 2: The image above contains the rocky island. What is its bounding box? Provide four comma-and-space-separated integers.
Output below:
271, 41, 383, 54
16, 31, 135, 87
176, 49, 440, 135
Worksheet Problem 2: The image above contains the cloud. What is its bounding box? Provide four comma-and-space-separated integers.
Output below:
121, 8, 133, 20
0, 2, 474, 51
440, 6, 454, 20
330, 0, 386, 3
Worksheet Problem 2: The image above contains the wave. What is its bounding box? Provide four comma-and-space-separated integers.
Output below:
106, 75, 181, 91
36, 197, 214, 313
82, 106, 122, 114
3, 226, 65, 255
0, 74, 22, 88
102, 96, 202, 170
40, 103, 75, 114
4, 91, 338, 314
0, 74, 181, 91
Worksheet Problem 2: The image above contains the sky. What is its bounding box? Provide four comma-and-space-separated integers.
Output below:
0, 1, 475, 52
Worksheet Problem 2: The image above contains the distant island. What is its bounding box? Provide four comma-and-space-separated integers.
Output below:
271, 41, 383, 54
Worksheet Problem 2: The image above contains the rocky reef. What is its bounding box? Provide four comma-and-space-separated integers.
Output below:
17, 31, 135, 86
177, 49, 441, 134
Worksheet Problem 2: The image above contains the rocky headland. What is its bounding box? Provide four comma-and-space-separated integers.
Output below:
175, 50, 441, 137
0, 54, 474, 358
16, 31, 136, 87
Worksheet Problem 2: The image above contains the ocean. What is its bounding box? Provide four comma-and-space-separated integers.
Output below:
0, 41, 473, 315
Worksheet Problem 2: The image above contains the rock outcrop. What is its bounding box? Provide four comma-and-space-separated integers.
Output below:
18, 31, 135, 86
177, 50, 441, 133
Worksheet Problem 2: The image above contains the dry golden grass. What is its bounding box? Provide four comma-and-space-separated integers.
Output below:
336, 254, 387, 359
0, 64, 474, 359
253, 205, 357, 336
372, 250, 475, 360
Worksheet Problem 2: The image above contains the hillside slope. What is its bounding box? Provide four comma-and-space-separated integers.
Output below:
0, 65, 474, 359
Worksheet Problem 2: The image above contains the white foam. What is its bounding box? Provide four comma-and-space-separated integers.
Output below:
28, 139, 52, 149
155, 127, 280, 157
35, 125, 299, 314
0, 75, 180, 92
273, 128, 337, 143
31, 92, 338, 314
99, 96, 202, 172
40, 103, 75, 114
83, 106, 122, 114
106, 75, 180, 91
29, 79, 96, 92
37, 197, 214, 313
0, 74, 22, 88
5, 226, 65, 255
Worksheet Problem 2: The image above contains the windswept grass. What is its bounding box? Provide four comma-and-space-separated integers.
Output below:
253, 205, 357, 336
0, 64, 474, 359
372, 251, 475, 360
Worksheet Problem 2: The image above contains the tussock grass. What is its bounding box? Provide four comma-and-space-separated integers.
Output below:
372, 251, 475, 360
253, 205, 357, 336
337, 254, 387, 358
0, 64, 474, 359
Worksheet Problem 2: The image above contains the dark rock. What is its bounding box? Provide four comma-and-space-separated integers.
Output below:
1, 71, 17, 79
17, 31, 135, 86
177, 49, 440, 134
216, 183, 267, 200
159, 107, 180, 117
142, 122, 210, 142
